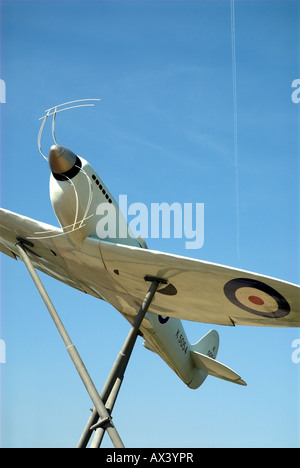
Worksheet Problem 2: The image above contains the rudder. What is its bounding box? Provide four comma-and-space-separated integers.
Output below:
189, 330, 246, 387
190, 329, 219, 359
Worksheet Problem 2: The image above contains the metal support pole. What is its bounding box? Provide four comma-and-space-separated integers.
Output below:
89, 376, 123, 448
16, 242, 124, 449
77, 278, 161, 448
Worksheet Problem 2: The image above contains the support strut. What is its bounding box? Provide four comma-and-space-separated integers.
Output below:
77, 277, 163, 448
16, 240, 164, 448
16, 241, 124, 448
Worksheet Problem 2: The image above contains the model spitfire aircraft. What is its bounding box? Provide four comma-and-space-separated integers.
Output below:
1, 101, 299, 447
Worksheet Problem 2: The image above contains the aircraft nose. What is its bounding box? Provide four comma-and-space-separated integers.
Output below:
48, 145, 77, 174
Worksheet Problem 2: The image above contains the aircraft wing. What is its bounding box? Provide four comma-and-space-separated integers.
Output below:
0, 208, 83, 292
98, 241, 300, 327
1, 208, 299, 327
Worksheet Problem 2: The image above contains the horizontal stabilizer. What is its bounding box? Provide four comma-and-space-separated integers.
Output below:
191, 350, 247, 386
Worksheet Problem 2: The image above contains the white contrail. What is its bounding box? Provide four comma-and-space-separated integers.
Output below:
231, 0, 241, 264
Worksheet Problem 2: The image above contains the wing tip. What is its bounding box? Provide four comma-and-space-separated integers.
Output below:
236, 378, 247, 386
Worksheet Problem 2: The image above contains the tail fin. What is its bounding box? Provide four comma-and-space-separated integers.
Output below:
191, 329, 219, 359
190, 330, 246, 387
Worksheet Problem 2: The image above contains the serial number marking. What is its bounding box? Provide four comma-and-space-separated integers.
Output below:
175, 329, 188, 354
207, 347, 216, 358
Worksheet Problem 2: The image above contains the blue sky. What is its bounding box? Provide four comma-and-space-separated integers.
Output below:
0, 0, 299, 448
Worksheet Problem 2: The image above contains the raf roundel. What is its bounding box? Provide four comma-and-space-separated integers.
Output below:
223, 278, 291, 319
158, 316, 170, 324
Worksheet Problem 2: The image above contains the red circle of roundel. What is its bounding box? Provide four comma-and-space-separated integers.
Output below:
223, 278, 290, 319
248, 295, 264, 305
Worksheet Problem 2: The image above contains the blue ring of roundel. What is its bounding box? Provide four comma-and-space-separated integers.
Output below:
223, 278, 290, 319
